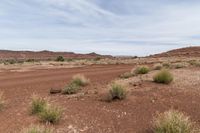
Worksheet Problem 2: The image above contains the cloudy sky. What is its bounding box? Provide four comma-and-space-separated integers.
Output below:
0, 0, 200, 56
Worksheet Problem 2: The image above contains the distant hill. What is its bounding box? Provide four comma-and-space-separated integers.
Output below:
0, 50, 112, 61
151, 46, 200, 58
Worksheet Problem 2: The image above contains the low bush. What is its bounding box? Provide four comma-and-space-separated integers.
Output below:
119, 72, 134, 79
153, 64, 163, 70
174, 63, 185, 69
134, 66, 150, 74
39, 105, 62, 124
71, 74, 89, 87
162, 62, 171, 68
62, 83, 80, 94
21, 125, 53, 133
153, 110, 197, 133
109, 83, 126, 100
30, 95, 47, 115
153, 69, 173, 84
56, 56, 65, 62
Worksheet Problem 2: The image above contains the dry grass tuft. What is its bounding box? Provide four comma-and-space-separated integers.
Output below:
108, 83, 126, 101
134, 66, 150, 74
30, 94, 47, 115
153, 69, 173, 84
0, 92, 5, 111
71, 74, 90, 87
153, 110, 198, 133
21, 125, 54, 133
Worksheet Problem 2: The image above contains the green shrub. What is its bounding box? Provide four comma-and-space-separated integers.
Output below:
0, 92, 5, 111
119, 72, 134, 79
153, 69, 173, 84
153, 64, 163, 70
153, 110, 196, 133
56, 56, 65, 62
62, 83, 80, 94
134, 66, 150, 74
30, 95, 47, 115
39, 105, 62, 124
26, 59, 35, 63
109, 83, 126, 100
21, 125, 53, 133
71, 74, 89, 87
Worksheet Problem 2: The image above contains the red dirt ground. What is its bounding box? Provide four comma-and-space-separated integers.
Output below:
1, 64, 200, 133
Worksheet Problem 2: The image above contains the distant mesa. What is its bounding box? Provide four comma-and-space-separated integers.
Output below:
0, 50, 112, 61
150, 46, 200, 58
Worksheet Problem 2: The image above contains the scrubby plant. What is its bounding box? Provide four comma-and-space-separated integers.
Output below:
153, 110, 197, 133
30, 95, 47, 115
62, 83, 80, 94
109, 83, 126, 100
71, 74, 89, 87
189, 60, 200, 67
134, 66, 150, 74
153, 64, 163, 70
0, 92, 5, 111
26, 59, 35, 63
56, 56, 65, 62
21, 125, 54, 133
162, 62, 171, 68
174, 63, 185, 69
153, 69, 173, 84
119, 72, 134, 79
39, 105, 62, 124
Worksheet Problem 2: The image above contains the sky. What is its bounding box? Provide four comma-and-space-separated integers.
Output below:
0, 0, 200, 56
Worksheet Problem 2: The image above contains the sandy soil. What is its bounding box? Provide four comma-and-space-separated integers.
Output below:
0, 63, 200, 133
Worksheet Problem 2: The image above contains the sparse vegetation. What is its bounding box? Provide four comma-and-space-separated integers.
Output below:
94, 57, 101, 61
174, 63, 185, 69
134, 66, 150, 74
109, 83, 126, 100
153, 64, 163, 70
62, 83, 80, 94
71, 74, 89, 87
153, 110, 197, 133
21, 125, 54, 133
26, 59, 35, 62
56, 56, 65, 62
189, 60, 200, 67
30, 95, 47, 115
119, 72, 134, 79
0, 92, 5, 111
153, 69, 173, 84
39, 105, 62, 124
162, 62, 171, 68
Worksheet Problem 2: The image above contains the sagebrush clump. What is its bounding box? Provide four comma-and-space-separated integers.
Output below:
109, 83, 126, 100
134, 66, 150, 74
21, 125, 54, 133
56, 56, 65, 62
62, 83, 80, 94
153, 110, 197, 133
119, 72, 134, 79
30, 95, 47, 115
39, 105, 62, 124
71, 74, 89, 87
153, 69, 173, 84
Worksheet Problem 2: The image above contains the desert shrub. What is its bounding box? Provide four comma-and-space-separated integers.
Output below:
0, 92, 5, 111
134, 66, 150, 74
174, 63, 185, 69
162, 62, 171, 68
153, 64, 163, 70
30, 95, 47, 115
94, 57, 101, 61
71, 74, 89, 87
153, 110, 197, 133
22, 125, 53, 133
62, 83, 80, 94
66, 58, 73, 62
119, 72, 134, 79
189, 60, 200, 67
26, 59, 35, 62
56, 56, 65, 62
153, 69, 173, 84
109, 83, 126, 100
39, 105, 62, 124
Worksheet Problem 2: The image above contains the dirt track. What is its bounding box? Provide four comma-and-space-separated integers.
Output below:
0, 64, 135, 133
1, 64, 200, 133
